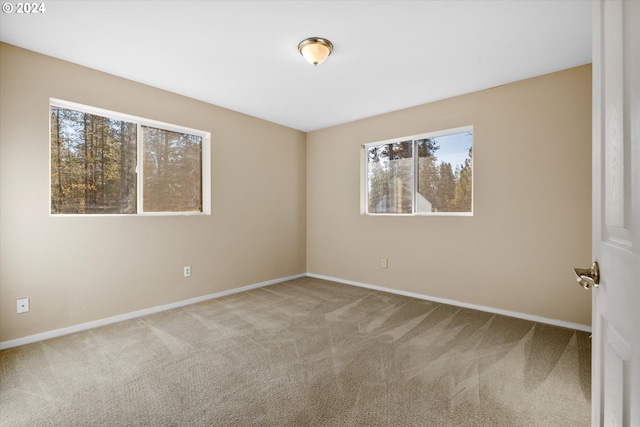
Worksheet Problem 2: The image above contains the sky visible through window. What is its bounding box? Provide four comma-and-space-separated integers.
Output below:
432, 132, 472, 169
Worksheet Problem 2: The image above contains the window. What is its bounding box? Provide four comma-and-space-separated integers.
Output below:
50, 99, 210, 215
363, 126, 473, 215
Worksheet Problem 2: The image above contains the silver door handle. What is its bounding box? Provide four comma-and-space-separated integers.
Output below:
574, 261, 600, 289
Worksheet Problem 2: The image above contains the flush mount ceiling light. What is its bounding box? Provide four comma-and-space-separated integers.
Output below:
298, 37, 333, 66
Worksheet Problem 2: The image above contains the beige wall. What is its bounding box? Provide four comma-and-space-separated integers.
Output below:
307, 65, 592, 326
0, 43, 307, 342
0, 42, 592, 344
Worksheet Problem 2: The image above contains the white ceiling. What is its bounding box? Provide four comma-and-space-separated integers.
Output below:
0, 1, 592, 132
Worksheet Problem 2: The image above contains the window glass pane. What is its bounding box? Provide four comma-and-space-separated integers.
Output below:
367, 140, 413, 213
50, 106, 137, 214
416, 132, 472, 213
142, 126, 203, 212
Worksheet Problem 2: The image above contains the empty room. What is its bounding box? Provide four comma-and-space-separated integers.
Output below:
1, 1, 638, 426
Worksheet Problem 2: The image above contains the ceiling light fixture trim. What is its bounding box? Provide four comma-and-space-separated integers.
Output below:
298, 37, 333, 66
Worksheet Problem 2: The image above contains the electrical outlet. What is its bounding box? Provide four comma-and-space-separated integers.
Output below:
17, 297, 29, 314
381, 258, 388, 268
184, 266, 191, 277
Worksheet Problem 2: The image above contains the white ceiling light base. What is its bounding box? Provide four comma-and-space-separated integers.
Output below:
298, 37, 333, 66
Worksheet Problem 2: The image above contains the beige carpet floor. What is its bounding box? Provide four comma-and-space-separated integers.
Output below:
0, 277, 591, 426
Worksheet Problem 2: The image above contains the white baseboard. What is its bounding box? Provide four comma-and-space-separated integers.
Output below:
1, 271, 591, 350
307, 273, 592, 333
0, 273, 306, 350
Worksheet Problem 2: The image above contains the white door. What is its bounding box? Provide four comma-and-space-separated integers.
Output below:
591, 0, 640, 425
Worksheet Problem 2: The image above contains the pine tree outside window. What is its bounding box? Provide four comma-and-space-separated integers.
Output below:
50, 99, 210, 216
363, 127, 473, 216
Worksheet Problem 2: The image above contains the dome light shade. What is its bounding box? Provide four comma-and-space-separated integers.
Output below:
298, 37, 333, 66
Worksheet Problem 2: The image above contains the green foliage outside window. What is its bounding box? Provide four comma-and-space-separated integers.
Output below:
366, 129, 472, 215
50, 103, 205, 215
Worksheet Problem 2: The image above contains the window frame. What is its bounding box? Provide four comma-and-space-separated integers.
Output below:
49, 98, 211, 216
361, 125, 473, 216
